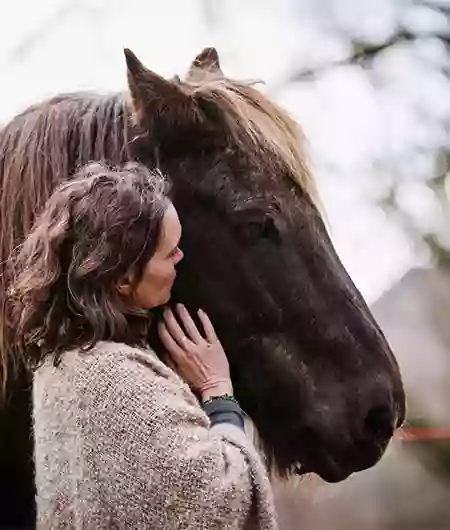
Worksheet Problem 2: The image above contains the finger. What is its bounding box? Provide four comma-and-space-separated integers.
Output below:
163, 308, 195, 349
158, 321, 186, 361
176, 304, 203, 344
197, 309, 218, 343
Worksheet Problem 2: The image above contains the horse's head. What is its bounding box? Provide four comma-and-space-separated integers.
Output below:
124, 47, 406, 482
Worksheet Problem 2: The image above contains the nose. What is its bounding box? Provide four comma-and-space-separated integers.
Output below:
175, 247, 184, 264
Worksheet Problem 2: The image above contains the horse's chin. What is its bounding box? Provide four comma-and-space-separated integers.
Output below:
248, 417, 353, 484
294, 461, 352, 484
315, 467, 352, 484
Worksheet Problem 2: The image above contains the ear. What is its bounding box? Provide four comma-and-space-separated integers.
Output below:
116, 274, 133, 297
123, 48, 195, 122
186, 47, 224, 82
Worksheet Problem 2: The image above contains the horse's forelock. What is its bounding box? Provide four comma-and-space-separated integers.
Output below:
186, 76, 318, 204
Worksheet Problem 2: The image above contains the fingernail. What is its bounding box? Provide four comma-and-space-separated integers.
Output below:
198, 309, 204, 315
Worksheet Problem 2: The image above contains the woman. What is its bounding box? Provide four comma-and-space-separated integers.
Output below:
4, 162, 277, 529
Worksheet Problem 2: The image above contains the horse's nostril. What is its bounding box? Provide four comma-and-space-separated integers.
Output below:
364, 405, 395, 442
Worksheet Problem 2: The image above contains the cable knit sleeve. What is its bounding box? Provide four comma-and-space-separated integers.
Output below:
36, 344, 278, 530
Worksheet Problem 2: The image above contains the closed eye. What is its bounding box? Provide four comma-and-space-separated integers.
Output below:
239, 217, 280, 244
167, 238, 182, 258
232, 203, 282, 245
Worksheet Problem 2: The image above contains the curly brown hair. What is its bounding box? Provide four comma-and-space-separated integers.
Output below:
3, 161, 171, 369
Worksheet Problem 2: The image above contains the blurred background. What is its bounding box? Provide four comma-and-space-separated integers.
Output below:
1, 0, 450, 528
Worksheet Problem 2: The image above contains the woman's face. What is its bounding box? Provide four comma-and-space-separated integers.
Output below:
131, 203, 184, 309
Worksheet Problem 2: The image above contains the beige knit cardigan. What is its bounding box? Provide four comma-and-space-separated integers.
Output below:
33, 341, 278, 529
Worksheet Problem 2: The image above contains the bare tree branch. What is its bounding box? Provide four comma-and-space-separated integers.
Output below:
271, 28, 450, 93
416, 0, 450, 17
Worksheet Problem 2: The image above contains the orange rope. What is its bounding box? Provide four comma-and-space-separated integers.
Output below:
396, 427, 450, 441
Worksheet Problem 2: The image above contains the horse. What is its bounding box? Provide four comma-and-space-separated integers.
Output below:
0, 47, 406, 528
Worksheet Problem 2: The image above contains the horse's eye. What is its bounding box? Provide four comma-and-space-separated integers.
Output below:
240, 217, 280, 244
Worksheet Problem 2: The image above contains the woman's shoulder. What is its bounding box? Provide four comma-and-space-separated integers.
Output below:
33, 340, 203, 429
77, 341, 161, 370
34, 342, 144, 388
34, 341, 192, 403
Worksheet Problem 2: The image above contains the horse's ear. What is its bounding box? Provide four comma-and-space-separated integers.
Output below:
186, 47, 223, 82
124, 48, 147, 79
124, 48, 191, 118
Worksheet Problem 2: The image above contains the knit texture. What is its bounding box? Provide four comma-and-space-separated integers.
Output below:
33, 341, 278, 529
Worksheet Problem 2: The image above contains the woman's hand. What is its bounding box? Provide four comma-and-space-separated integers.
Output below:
157, 304, 233, 401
